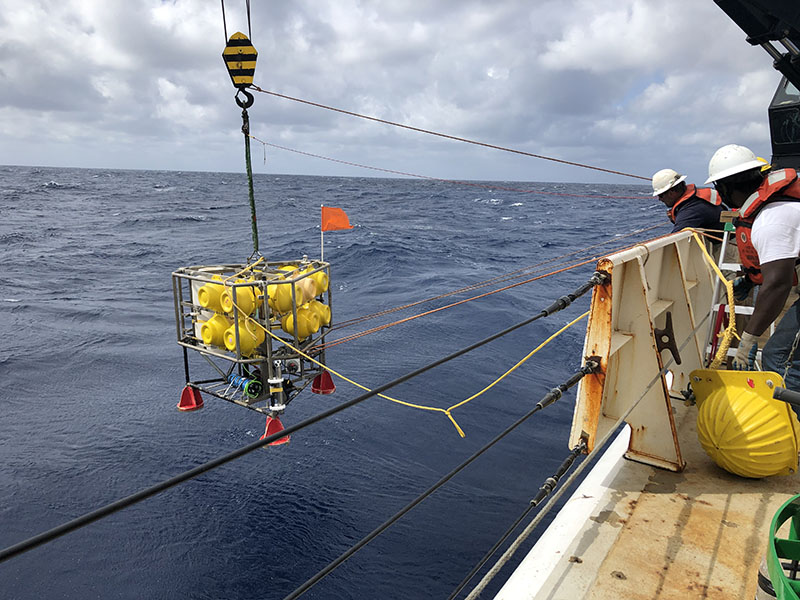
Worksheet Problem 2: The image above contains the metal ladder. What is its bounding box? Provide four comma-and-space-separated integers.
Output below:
704, 225, 773, 366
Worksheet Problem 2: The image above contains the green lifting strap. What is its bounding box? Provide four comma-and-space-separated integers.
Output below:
240, 108, 259, 257
768, 494, 800, 600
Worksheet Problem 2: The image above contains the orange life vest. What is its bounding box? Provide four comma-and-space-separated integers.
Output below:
666, 184, 721, 223
734, 168, 800, 284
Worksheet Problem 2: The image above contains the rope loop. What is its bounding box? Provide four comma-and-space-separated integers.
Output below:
690, 231, 737, 369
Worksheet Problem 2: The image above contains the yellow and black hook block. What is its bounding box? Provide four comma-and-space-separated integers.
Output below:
222, 31, 257, 89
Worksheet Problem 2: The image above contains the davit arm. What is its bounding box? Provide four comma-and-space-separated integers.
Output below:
714, 0, 800, 88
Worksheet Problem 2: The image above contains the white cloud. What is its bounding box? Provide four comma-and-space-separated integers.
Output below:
156, 78, 210, 127
0, 0, 787, 183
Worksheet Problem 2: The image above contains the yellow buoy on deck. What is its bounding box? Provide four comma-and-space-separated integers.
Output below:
691, 369, 800, 478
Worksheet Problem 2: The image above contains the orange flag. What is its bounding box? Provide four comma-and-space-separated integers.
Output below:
321, 206, 353, 232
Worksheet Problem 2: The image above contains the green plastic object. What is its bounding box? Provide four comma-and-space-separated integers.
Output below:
768, 494, 800, 599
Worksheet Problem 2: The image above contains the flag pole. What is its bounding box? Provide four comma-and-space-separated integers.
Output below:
320, 204, 324, 262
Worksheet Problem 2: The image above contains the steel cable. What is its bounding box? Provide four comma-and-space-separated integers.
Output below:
0, 274, 605, 564
282, 362, 598, 600
250, 137, 648, 197
448, 440, 587, 600
463, 310, 711, 599
249, 86, 649, 181
328, 224, 664, 333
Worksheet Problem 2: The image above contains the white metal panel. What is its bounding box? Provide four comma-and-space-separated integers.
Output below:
570, 231, 715, 471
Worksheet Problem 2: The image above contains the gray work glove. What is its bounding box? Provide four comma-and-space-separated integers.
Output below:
732, 331, 759, 370
733, 276, 754, 303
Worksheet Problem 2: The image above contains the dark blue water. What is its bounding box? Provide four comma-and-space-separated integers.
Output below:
0, 166, 666, 599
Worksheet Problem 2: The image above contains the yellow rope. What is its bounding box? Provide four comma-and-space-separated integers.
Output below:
691, 232, 737, 369
221, 257, 266, 284
234, 302, 589, 437
445, 311, 590, 413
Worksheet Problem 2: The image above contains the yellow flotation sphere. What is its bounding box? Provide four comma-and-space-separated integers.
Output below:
310, 270, 329, 295
279, 264, 301, 277
692, 369, 799, 478
266, 276, 284, 311
197, 275, 226, 312
296, 277, 317, 304
299, 267, 328, 296
220, 280, 263, 316
270, 283, 295, 314
267, 285, 277, 310
281, 306, 320, 339
223, 318, 265, 356
200, 313, 232, 347
308, 300, 331, 326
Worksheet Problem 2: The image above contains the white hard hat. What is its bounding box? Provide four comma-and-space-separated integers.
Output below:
705, 144, 765, 184
651, 168, 687, 196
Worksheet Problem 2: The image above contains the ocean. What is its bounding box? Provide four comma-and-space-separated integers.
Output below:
0, 165, 665, 599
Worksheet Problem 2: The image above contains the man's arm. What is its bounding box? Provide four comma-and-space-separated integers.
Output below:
744, 257, 795, 336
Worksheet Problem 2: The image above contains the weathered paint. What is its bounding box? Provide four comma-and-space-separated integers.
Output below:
498, 402, 797, 600
570, 231, 714, 471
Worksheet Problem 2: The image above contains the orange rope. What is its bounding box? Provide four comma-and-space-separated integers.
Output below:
314, 258, 597, 351
314, 226, 671, 351
331, 223, 665, 332
249, 86, 649, 181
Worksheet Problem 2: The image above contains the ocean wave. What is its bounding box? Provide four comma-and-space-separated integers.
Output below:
0, 232, 33, 244
0, 166, 661, 600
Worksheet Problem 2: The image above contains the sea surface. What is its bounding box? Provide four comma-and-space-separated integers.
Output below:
0, 165, 666, 599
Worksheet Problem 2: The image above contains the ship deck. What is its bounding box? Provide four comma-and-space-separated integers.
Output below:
496, 398, 798, 599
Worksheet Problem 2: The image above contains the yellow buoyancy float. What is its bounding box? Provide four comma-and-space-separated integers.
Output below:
223, 318, 265, 356
300, 267, 329, 296
281, 305, 320, 339
270, 281, 295, 314
691, 369, 800, 478
268, 275, 319, 314
196, 274, 226, 312
220, 279, 263, 316
307, 299, 331, 326
200, 313, 232, 347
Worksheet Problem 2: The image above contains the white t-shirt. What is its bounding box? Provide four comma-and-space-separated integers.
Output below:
751, 201, 800, 264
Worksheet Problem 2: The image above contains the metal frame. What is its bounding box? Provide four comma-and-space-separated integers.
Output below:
172, 259, 332, 415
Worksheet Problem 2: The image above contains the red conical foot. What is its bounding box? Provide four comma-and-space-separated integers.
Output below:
311, 371, 336, 395
260, 416, 290, 445
177, 386, 204, 411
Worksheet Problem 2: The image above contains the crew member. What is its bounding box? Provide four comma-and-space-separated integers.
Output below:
651, 168, 724, 233
705, 144, 800, 389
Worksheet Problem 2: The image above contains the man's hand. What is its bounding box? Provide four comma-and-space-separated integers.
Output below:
732, 331, 759, 370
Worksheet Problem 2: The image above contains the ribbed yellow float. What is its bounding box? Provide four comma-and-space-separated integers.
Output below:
691, 369, 800, 478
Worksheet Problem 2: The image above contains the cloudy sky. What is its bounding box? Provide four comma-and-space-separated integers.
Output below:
0, 0, 785, 184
